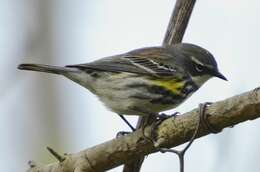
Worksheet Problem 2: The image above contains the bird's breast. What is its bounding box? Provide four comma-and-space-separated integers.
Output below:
147, 78, 198, 106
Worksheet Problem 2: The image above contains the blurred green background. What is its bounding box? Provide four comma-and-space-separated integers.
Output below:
1, 0, 260, 171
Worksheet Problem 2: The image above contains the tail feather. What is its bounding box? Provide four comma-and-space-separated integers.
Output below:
18, 63, 79, 74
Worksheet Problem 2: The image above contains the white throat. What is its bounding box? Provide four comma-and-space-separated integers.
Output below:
192, 75, 211, 87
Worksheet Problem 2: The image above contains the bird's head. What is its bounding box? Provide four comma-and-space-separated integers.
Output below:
175, 43, 227, 87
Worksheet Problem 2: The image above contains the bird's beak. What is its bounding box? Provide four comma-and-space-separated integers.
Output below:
214, 71, 228, 81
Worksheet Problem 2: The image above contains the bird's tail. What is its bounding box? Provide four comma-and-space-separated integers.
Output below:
18, 63, 78, 75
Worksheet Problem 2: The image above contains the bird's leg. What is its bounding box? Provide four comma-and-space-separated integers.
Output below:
130, 109, 182, 146
123, 107, 158, 139
116, 114, 136, 137
116, 108, 181, 138
116, 108, 157, 138
152, 102, 221, 172
118, 114, 136, 131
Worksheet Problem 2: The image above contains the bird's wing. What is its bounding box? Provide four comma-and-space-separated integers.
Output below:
66, 47, 188, 78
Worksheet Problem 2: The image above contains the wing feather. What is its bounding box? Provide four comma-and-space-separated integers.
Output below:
66, 47, 190, 79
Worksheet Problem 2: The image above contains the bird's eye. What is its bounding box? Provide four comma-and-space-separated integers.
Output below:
195, 64, 204, 72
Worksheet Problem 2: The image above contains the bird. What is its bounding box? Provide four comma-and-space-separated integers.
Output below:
18, 43, 227, 130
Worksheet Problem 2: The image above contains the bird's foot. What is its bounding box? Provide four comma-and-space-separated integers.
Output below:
156, 112, 180, 120
150, 112, 180, 143
116, 114, 136, 138
116, 131, 133, 138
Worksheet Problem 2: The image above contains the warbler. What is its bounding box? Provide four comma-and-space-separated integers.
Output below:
18, 43, 227, 128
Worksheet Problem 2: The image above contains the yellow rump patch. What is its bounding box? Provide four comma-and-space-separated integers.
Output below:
152, 79, 185, 95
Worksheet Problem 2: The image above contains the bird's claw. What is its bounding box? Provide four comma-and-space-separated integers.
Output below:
151, 112, 181, 145
156, 112, 180, 120
116, 131, 132, 138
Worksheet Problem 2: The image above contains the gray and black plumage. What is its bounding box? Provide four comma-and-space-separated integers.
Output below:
18, 43, 227, 117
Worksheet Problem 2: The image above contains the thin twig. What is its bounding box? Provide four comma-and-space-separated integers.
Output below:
160, 103, 210, 172
163, 0, 197, 45
46, 146, 66, 162
122, 117, 149, 172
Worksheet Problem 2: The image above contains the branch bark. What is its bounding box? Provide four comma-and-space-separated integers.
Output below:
27, 87, 260, 172
123, 0, 197, 171
163, 0, 196, 46
122, 117, 147, 172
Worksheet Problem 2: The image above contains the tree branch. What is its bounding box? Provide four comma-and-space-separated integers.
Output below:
122, 117, 147, 172
27, 87, 260, 172
163, 0, 196, 45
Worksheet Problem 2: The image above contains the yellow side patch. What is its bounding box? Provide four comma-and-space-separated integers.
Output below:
152, 79, 185, 95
